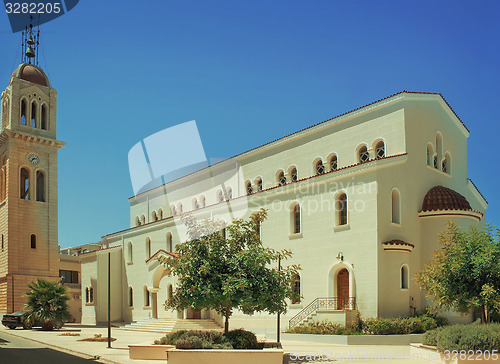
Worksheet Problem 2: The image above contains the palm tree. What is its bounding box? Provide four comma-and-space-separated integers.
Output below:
23, 279, 71, 330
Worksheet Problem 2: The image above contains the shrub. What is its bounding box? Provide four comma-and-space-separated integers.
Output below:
286, 320, 360, 335
435, 324, 500, 352
224, 329, 259, 349
422, 326, 446, 346
155, 329, 264, 349
363, 315, 440, 335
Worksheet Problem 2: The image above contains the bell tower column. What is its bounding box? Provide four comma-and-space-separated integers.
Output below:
0, 23, 65, 313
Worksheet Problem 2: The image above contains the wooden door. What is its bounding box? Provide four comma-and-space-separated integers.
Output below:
337, 268, 349, 309
192, 310, 201, 319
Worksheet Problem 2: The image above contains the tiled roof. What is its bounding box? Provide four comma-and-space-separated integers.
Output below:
382, 240, 415, 248
145, 249, 179, 263
421, 186, 472, 212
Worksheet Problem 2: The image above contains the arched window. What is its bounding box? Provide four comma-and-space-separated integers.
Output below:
141, 214, 146, 225
144, 286, 150, 307
375, 141, 385, 159
177, 202, 183, 214
336, 193, 348, 226
315, 160, 325, 175
358, 146, 369, 163
31, 101, 37, 127
36, 171, 45, 202
426, 144, 434, 166
129, 287, 133, 307
21, 99, 27, 125
41, 104, 47, 130
401, 265, 409, 289
226, 187, 232, 200
158, 208, 163, 219
167, 232, 173, 252
146, 238, 151, 259
0, 166, 5, 201
329, 154, 338, 171
391, 189, 401, 224
290, 167, 298, 182
277, 171, 286, 186
135, 216, 140, 226
256, 178, 263, 192
85, 287, 89, 303
200, 195, 206, 208
152, 211, 158, 221
30, 234, 36, 249
89, 287, 94, 302
20, 167, 30, 199
167, 284, 173, 300
171, 205, 177, 217
291, 273, 301, 304
2, 99, 9, 128
128, 242, 133, 263
192, 198, 199, 210
217, 189, 224, 202
442, 153, 451, 174
245, 181, 253, 195
436, 133, 443, 168
291, 204, 300, 234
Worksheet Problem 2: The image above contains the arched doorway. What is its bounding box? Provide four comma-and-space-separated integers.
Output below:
337, 268, 349, 309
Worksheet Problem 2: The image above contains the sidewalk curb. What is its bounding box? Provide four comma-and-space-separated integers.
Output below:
1, 329, 122, 364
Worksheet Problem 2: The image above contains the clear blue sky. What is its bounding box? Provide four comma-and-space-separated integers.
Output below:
1, 0, 499, 247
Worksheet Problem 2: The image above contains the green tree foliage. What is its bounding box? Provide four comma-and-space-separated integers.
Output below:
158, 209, 299, 333
416, 222, 500, 323
23, 279, 71, 330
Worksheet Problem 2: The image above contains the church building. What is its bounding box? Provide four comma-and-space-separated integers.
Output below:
80, 91, 487, 330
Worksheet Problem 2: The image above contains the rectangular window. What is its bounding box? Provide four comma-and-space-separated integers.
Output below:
60, 270, 79, 284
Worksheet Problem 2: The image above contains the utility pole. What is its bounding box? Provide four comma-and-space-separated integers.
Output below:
277, 255, 281, 343
107, 251, 111, 348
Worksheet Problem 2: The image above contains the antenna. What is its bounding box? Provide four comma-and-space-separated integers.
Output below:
21, 16, 40, 66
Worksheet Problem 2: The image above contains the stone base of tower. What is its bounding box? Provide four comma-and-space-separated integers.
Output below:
0, 274, 61, 314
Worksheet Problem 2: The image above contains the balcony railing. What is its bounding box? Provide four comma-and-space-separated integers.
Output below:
289, 297, 356, 328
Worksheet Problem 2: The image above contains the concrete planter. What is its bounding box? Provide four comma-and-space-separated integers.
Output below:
410, 344, 499, 363
166, 348, 284, 364
128, 343, 174, 360
282, 332, 423, 345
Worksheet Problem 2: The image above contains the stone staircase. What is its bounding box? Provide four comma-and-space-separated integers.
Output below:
115, 319, 223, 334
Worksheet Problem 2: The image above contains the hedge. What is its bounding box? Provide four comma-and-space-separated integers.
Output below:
154, 329, 261, 350
422, 324, 500, 352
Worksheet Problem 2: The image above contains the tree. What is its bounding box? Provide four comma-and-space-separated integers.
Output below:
158, 209, 299, 333
416, 222, 500, 323
23, 279, 71, 330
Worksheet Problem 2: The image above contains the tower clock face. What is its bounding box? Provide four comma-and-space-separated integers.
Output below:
28, 154, 39, 165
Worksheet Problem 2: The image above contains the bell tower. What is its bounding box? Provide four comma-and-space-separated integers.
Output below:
0, 23, 64, 313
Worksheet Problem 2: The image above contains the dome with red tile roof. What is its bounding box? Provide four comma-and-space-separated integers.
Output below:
421, 186, 472, 212
9, 63, 50, 87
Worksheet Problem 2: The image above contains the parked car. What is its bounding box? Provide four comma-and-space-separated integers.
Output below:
2, 312, 63, 330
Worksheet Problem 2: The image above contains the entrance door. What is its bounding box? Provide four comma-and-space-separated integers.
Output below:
192, 310, 201, 319
337, 268, 349, 309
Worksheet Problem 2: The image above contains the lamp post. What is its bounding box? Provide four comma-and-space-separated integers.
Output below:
107, 251, 111, 348
277, 254, 281, 343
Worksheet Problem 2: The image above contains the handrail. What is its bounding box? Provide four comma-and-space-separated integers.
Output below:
288, 297, 356, 328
